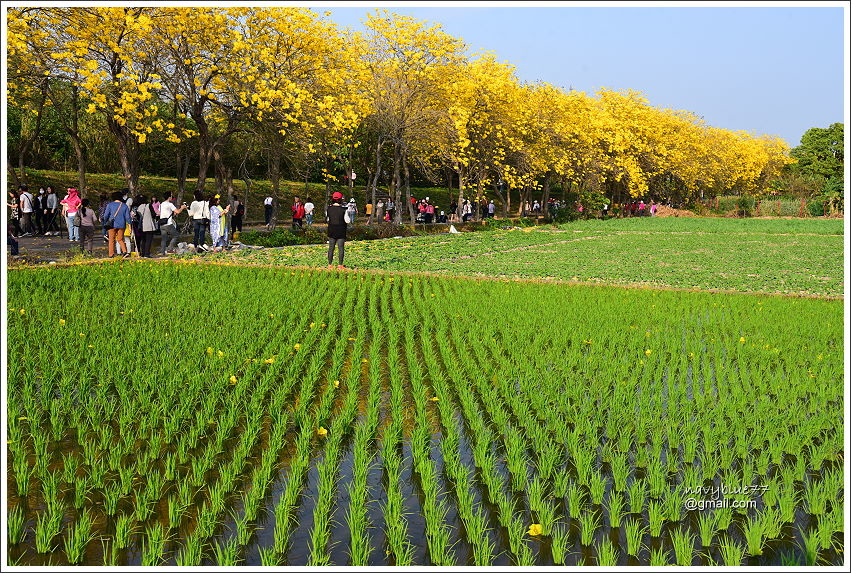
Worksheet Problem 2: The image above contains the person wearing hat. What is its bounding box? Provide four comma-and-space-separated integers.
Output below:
345, 197, 357, 225
326, 192, 348, 269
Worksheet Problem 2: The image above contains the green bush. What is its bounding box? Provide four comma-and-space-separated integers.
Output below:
806, 198, 826, 218
237, 229, 325, 247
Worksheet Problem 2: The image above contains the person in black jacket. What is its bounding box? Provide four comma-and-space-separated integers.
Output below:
326, 191, 347, 269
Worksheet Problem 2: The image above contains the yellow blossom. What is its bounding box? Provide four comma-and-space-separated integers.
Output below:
644, 349, 652, 356
739, 337, 746, 344
528, 523, 543, 536
293, 344, 301, 351
333, 380, 340, 388
206, 347, 213, 355
317, 426, 328, 437
59, 319, 66, 325
229, 375, 238, 384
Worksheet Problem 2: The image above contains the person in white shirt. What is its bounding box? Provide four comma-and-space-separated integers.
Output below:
159, 192, 187, 254
264, 196, 273, 228
304, 197, 315, 227
19, 185, 35, 236
188, 191, 210, 250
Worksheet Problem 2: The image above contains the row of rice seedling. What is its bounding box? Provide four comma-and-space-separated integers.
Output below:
7, 263, 844, 565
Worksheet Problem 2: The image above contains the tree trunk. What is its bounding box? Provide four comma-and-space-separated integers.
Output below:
403, 148, 414, 224
492, 181, 508, 217
540, 173, 551, 218
7, 156, 21, 188
392, 140, 403, 224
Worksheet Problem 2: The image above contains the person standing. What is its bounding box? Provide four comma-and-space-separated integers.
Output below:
60, 187, 82, 242
209, 196, 231, 252
44, 186, 60, 235
158, 193, 187, 254
77, 198, 99, 255
425, 200, 435, 224
19, 185, 35, 236
365, 201, 373, 224
386, 198, 395, 221
102, 191, 131, 258
650, 201, 658, 217
375, 199, 384, 224
264, 195, 273, 228
231, 198, 244, 233
326, 191, 347, 269
345, 198, 357, 226
8, 190, 22, 237
188, 191, 210, 250
303, 197, 315, 227
33, 188, 46, 235
291, 196, 305, 230
134, 195, 157, 257
461, 199, 472, 222
488, 200, 496, 218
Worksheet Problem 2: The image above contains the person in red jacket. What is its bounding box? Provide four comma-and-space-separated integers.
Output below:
292, 196, 305, 230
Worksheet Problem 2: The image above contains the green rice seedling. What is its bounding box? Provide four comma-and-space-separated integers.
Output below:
167, 494, 187, 531
40, 469, 61, 502
566, 482, 587, 518
113, 514, 135, 550
507, 514, 526, 557
258, 547, 281, 566
718, 535, 745, 566
233, 509, 253, 546
63, 509, 95, 564
174, 534, 204, 567
647, 500, 665, 537
527, 476, 546, 513
102, 482, 122, 516
589, 471, 608, 505
664, 484, 685, 522
715, 506, 734, 532
816, 509, 839, 550
696, 510, 718, 547
611, 452, 630, 491
553, 470, 570, 498
606, 491, 626, 528
681, 463, 701, 491
572, 447, 593, 487
101, 538, 120, 566
34, 502, 64, 554
624, 518, 646, 557
647, 459, 667, 499
213, 536, 241, 566
118, 463, 135, 496
550, 524, 570, 565
578, 509, 600, 546
627, 478, 647, 514
73, 478, 93, 510
649, 546, 670, 566
798, 528, 820, 566
741, 512, 765, 556
141, 523, 167, 566
803, 478, 829, 516
536, 501, 558, 535
761, 507, 783, 539
596, 537, 619, 566
670, 526, 695, 566
515, 542, 536, 566
8, 506, 25, 545
13, 454, 33, 498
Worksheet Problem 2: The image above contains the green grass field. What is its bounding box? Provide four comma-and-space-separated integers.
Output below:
6, 217, 845, 566
205, 217, 845, 296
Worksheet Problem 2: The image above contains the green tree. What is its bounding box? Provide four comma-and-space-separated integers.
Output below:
790, 123, 843, 183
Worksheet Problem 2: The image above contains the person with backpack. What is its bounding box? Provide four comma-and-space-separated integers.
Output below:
159, 192, 187, 255
76, 198, 99, 255
326, 191, 348, 269
60, 187, 82, 242
133, 195, 157, 257
102, 191, 131, 258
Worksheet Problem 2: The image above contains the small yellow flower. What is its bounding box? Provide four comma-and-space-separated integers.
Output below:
19, 309, 25, 315
528, 523, 543, 536
293, 343, 301, 351
59, 319, 66, 325
739, 337, 746, 344
18, 416, 28, 421
264, 357, 275, 364
644, 349, 652, 356
269, 313, 275, 318
87, 344, 94, 348
309, 322, 315, 328
333, 380, 340, 388
348, 337, 356, 341
79, 333, 85, 337
206, 347, 213, 356
317, 426, 328, 437
430, 396, 439, 402
362, 358, 368, 363
688, 352, 695, 359
583, 339, 592, 346
229, 375, 238, 384
218, 350, 224, 357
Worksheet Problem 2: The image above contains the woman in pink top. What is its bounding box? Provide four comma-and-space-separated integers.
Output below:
60, 188, 83, 242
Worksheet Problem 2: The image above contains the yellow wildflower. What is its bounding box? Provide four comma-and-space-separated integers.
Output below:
229, 375, 238, 384
528, 523, 543, 536
317, 426, 328, 437
59, 319, 66, 325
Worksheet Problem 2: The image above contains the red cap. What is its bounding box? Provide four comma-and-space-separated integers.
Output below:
332, 192, 343, 201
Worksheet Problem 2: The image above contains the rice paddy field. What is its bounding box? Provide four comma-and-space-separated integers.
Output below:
5, 217, 847, 566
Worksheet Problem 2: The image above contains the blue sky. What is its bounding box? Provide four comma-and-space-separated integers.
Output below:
319, 3, 847, 148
